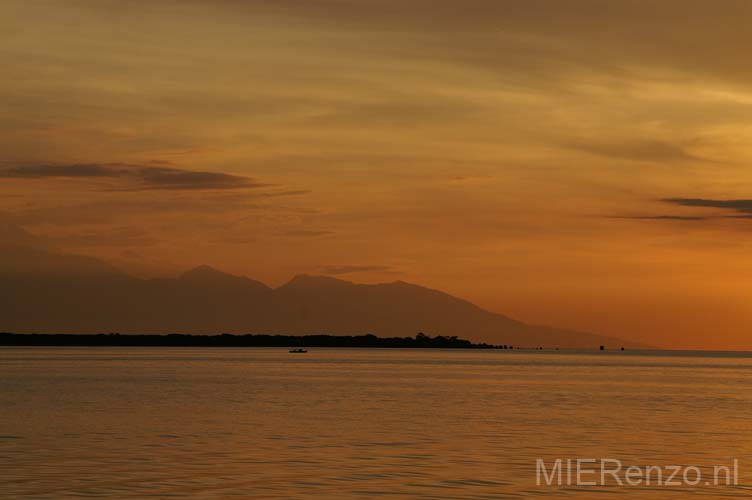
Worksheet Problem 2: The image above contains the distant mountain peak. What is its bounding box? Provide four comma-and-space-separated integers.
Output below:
180, 264, 232, 280
179, 265, 270, 291
0, 222, 48, 250
279, 274, 353, 289
0, 246, 640, 348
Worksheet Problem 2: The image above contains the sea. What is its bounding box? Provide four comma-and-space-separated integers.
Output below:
1, 347, 751, 499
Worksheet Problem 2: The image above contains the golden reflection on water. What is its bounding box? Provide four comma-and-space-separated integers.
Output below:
1, 348, 751, 499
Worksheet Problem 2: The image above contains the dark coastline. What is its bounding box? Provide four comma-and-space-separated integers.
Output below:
0, 332, 507, 349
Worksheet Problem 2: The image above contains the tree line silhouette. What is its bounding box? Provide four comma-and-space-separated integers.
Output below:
0, 332, 515, 349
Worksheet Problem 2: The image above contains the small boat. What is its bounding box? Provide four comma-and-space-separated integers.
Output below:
289, 348, 308, 353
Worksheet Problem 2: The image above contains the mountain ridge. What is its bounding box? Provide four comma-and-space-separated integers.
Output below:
0, 224, 643, 348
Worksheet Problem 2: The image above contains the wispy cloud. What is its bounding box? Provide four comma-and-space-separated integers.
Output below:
280, 229, 335, 237
0, 163, 264, 191
609, 198, 752, 223
607, 215, 709, 221
662, 198, 752, 214
47, 227, 158, 248
321, 264, 398, 275
565, 140, 711, 164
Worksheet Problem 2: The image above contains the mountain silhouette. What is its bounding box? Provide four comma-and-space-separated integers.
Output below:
0, 224, 639, 347
178, 264, 271, 292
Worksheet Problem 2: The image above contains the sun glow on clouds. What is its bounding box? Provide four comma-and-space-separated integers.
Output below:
2, 0, 752, 348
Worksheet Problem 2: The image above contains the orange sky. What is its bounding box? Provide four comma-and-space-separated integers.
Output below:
2, 1, 752, 349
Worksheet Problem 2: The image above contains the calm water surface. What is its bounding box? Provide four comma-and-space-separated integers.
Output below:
1, 348, 751, 499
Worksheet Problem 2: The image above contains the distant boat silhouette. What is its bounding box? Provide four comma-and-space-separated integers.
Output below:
289, 348, 308, 353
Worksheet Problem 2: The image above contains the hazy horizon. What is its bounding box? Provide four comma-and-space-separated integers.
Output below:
0, 219, 746, 350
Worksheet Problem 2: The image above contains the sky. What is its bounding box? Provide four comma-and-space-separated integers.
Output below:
2, 0, 752, 349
